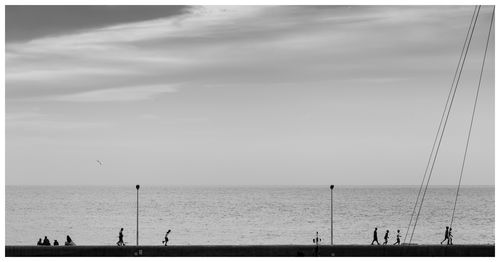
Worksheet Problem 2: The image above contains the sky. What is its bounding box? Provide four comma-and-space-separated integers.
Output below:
5, 5, 495, 186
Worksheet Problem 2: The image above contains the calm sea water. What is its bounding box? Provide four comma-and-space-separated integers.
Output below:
5, 186, 494, 245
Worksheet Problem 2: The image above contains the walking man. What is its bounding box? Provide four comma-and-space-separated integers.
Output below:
393, 229, 401, 245
117, 228, 125, 246
371, 228, 380, 245
383, 230, 389, 245
163, 229, 171, 246
313, 232, 322, 256
440, 226, 449, 245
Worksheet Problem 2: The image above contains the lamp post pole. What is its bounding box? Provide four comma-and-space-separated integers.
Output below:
136, 184, 140, 246
330, 185, 334, 245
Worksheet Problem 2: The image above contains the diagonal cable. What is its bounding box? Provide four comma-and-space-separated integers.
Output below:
449, 6, 495, 230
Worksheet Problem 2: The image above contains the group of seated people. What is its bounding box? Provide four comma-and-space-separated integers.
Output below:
37, 235, 75, 246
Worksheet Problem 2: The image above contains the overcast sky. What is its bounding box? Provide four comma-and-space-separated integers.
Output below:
6, 5, 495, 185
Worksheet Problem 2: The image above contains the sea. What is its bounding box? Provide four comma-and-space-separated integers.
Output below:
5, 185, 494, 246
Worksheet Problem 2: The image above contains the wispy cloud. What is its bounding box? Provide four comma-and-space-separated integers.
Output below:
6, 6, 479, 103
5, 6, 266, 102
51, 84, 179, 102
7, 119, 110, 130
6, 111, 110, 130
6, 67, 136, 81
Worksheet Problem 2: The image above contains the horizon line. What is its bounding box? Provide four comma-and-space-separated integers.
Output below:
5, 184, 495, 187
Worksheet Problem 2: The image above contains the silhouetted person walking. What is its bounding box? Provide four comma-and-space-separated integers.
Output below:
393, 230, 401, 245
65, 235, 75, 246
440, 226, 449, 245
117, 228, 125, 246
371, 228, 380, 245
313, 232, 322, 257
42, 236, 50, 246
448, 228, 453, 245
37, 238, 42, 246
383, 230, 389, 245
162, 229, 171, 246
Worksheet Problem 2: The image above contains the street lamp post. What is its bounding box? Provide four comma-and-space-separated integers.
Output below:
136, 184, 140, 246
330, 185, 334, 245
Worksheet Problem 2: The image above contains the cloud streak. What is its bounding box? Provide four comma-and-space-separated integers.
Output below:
51, 84, 179, 102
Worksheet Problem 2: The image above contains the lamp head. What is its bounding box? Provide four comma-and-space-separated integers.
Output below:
136, 185, 140, 190
330, 185, 334, 190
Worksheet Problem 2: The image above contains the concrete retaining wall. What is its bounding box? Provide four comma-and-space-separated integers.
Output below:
5, 245, 494, 257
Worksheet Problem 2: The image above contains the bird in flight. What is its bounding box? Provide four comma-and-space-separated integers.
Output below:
96, 160, 103, 166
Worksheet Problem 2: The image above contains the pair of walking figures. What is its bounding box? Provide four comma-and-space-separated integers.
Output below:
440, 226, 453, 245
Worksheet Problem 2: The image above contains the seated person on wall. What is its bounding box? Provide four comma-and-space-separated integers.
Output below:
42, 236, 51, 246
65, 235, 76, 246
